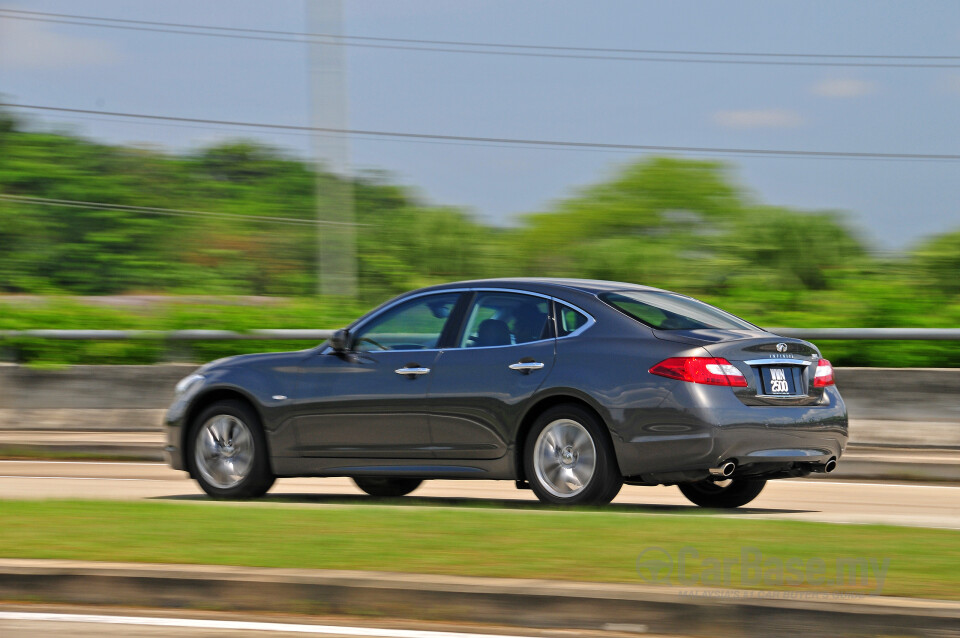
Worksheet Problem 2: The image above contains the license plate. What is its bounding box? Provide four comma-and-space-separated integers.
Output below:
761, 367, 797, 395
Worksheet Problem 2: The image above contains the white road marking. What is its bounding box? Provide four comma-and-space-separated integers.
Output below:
0, 460, 165, 466
0, 611, 540, 638
0, 476, 167, 482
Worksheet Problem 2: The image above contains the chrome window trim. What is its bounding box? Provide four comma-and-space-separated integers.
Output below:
450, 337, 554, 351
320, 345, 447, 356
324, 286, 597, 354
456, 288, 597, 346
345, 289, 464, 354
349, 289, 467, 335
553, 300, 596, 339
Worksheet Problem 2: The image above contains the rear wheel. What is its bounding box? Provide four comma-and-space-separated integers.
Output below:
353, 477, 423, 497
678, 478, 766, 508
188, 400, 274, 499
524, 404, 622, 506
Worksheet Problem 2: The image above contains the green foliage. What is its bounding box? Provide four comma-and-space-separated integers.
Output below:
910, 231, 960, 297
0, 297, 363, 365
1, 113, 958, 365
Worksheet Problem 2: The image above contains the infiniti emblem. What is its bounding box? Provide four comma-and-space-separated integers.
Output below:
776, 343, 788, 353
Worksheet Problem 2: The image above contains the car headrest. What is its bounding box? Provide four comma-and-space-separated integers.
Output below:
513, 309, 548, 342
476, 319, 512, 347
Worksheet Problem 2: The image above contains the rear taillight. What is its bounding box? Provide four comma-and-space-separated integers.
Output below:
813, 358, 835, 387
649, 357, 748, 387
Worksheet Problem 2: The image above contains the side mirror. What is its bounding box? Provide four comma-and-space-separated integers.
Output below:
328, 329, 352, 353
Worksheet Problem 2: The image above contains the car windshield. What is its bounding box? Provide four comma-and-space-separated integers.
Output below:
599, 290, 755, 331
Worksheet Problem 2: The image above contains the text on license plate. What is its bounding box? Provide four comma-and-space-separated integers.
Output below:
769, 368, 789, 393
759, 366, 800, 395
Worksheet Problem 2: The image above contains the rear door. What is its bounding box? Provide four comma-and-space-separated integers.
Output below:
426, 291, 556, 459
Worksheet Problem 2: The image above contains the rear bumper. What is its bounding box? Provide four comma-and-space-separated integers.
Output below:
612, 386, 848, 482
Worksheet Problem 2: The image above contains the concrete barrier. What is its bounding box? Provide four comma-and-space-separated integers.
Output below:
835, 368, 960, 424
835, 368, 960, 448
0, 364, 957, 449
0, 365, 191, 441
0, 364, 191, 414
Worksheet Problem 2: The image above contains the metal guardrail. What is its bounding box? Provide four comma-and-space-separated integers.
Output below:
0, 328, 958, 340
771, 328, 960, 341
0, 329, 336, 340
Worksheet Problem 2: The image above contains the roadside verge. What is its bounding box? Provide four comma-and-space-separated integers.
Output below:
1, 559, 958, 637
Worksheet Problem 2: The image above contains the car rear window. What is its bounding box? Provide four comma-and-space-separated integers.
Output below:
599, 291, 755, 331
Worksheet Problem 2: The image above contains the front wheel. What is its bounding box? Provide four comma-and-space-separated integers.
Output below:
678, 478, 766, 508
524, 405, 622, 506
353, 477, 422, 497
189, 400, 275, 499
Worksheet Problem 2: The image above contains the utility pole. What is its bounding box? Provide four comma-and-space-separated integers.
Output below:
307, 0, 357, 297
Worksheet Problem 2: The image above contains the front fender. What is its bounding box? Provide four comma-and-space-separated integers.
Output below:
164, 364, 294, 472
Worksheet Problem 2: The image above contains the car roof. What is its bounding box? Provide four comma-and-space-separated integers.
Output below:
421, 277, 668, 296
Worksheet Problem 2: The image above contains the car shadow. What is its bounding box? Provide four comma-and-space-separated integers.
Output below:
149, 492, 812, 515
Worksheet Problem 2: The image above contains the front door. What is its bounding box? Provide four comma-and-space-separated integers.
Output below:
291, 292, 461, 458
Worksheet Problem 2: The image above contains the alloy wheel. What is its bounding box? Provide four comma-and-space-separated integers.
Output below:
532, 418, 597, 498
194, 414, 255, 490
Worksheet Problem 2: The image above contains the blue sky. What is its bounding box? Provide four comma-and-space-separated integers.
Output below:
1, 0, 959, 251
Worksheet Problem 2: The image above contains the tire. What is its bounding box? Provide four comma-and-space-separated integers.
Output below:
678, 478, 766, 508
188, 399, 275, 499
523, 404, 622, 506
353, 477, 423, 498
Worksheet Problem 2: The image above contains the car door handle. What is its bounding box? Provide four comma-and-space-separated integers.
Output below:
395, 367, 430, 376
508, 361, 545, 373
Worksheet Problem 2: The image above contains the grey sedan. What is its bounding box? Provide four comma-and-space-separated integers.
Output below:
164, 278, 848, 507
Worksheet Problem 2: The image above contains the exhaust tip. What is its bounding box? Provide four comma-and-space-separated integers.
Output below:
710, 460, 736, 477
808, 458, 838, 473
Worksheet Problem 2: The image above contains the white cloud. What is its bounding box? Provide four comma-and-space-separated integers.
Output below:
712, 108, 804, 129
0, 16, 119, 70
812, 78, 877, 98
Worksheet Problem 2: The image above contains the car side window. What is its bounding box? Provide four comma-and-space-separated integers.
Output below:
459, 292, 551, 348
353, 293, 459, 352
556, 303, 589, 337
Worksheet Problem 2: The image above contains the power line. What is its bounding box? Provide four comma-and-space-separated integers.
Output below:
3, 7, 956, 60
1, 8, 958, 69
3, 102, 959, 162
0, 194, 365, 227
18, 110, 948, 164
0, 13, 308, 45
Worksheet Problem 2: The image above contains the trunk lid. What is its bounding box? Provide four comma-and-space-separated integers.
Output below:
653, 329, 824, 405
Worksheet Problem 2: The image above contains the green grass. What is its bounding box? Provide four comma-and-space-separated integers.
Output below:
0, 500, 957, 600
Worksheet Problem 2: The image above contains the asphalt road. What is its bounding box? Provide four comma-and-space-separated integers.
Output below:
0, 605, 645, 638
1, 460, 957, 528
